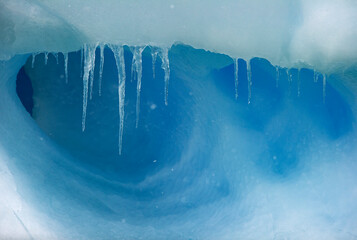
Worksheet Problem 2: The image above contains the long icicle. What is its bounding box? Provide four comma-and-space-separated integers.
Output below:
151, 48, 158, 79
159, 48, 170, 106
81, 44, 96, 132
247, 59, 252, 104
64, 53, 69, 84
109, 45, 126, 155
132, 47, 145, 128
89, 44, 98, 100
234, 58, 239, 99
98, 44, 105, 96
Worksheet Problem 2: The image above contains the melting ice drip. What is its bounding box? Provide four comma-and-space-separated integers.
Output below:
31, 46, 328, 154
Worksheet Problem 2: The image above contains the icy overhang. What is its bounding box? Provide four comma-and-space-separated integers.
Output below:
0, 0, 357, 73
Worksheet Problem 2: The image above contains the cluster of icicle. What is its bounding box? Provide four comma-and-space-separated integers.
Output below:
31, 47, 327, 155
31, 44, 170, 155
233, 58, 327, 104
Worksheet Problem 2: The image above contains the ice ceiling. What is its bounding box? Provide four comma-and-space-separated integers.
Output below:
0, 0, 357, 239
1, 0, 357, 72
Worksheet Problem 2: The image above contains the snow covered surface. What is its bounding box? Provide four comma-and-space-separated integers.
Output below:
1, 0, 357, 72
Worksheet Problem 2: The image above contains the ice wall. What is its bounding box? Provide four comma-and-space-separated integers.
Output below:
1, 0, 357, 73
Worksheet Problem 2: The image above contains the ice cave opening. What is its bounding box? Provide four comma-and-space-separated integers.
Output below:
6, 43, 356, 239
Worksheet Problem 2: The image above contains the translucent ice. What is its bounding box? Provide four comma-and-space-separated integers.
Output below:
109, 44, 126, 155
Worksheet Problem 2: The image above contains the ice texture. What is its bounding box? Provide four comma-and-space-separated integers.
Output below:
1, 0, 357, 73
0, 0, 356, 240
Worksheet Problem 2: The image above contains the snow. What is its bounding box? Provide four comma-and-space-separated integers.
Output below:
1, 0, 356, 73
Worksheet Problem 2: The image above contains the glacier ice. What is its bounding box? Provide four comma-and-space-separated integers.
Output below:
0, 0, 357, 240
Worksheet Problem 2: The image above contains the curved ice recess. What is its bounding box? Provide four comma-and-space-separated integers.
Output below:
0, 0, 357, 240
2, 43, 357, 240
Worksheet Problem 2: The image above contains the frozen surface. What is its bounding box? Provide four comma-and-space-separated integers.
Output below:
0, 0, 357, 239
1, 0, 357, 73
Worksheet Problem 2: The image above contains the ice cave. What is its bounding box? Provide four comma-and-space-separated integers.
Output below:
0, 0, 357, 239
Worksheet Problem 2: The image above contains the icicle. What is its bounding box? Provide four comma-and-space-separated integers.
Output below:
64, 53, 69, 84
151, 48, 158, 79
130, 52, 136, 83
247, 59, 252, 104
98, 44, 105, 96
31, 53, 36, 68
53, 53, 59, 64
297, 69, 301, 97
81, 44, 97, 132
89, 44, 98, 100
323, 74, 326, 104
313, 70, 319, 83
109, 45, 126, 155
275, 66, 279, 88
159, 48, 170, 106
234, 58, 239, 99
44, 52, 48, 65
131, 46, 145, 128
